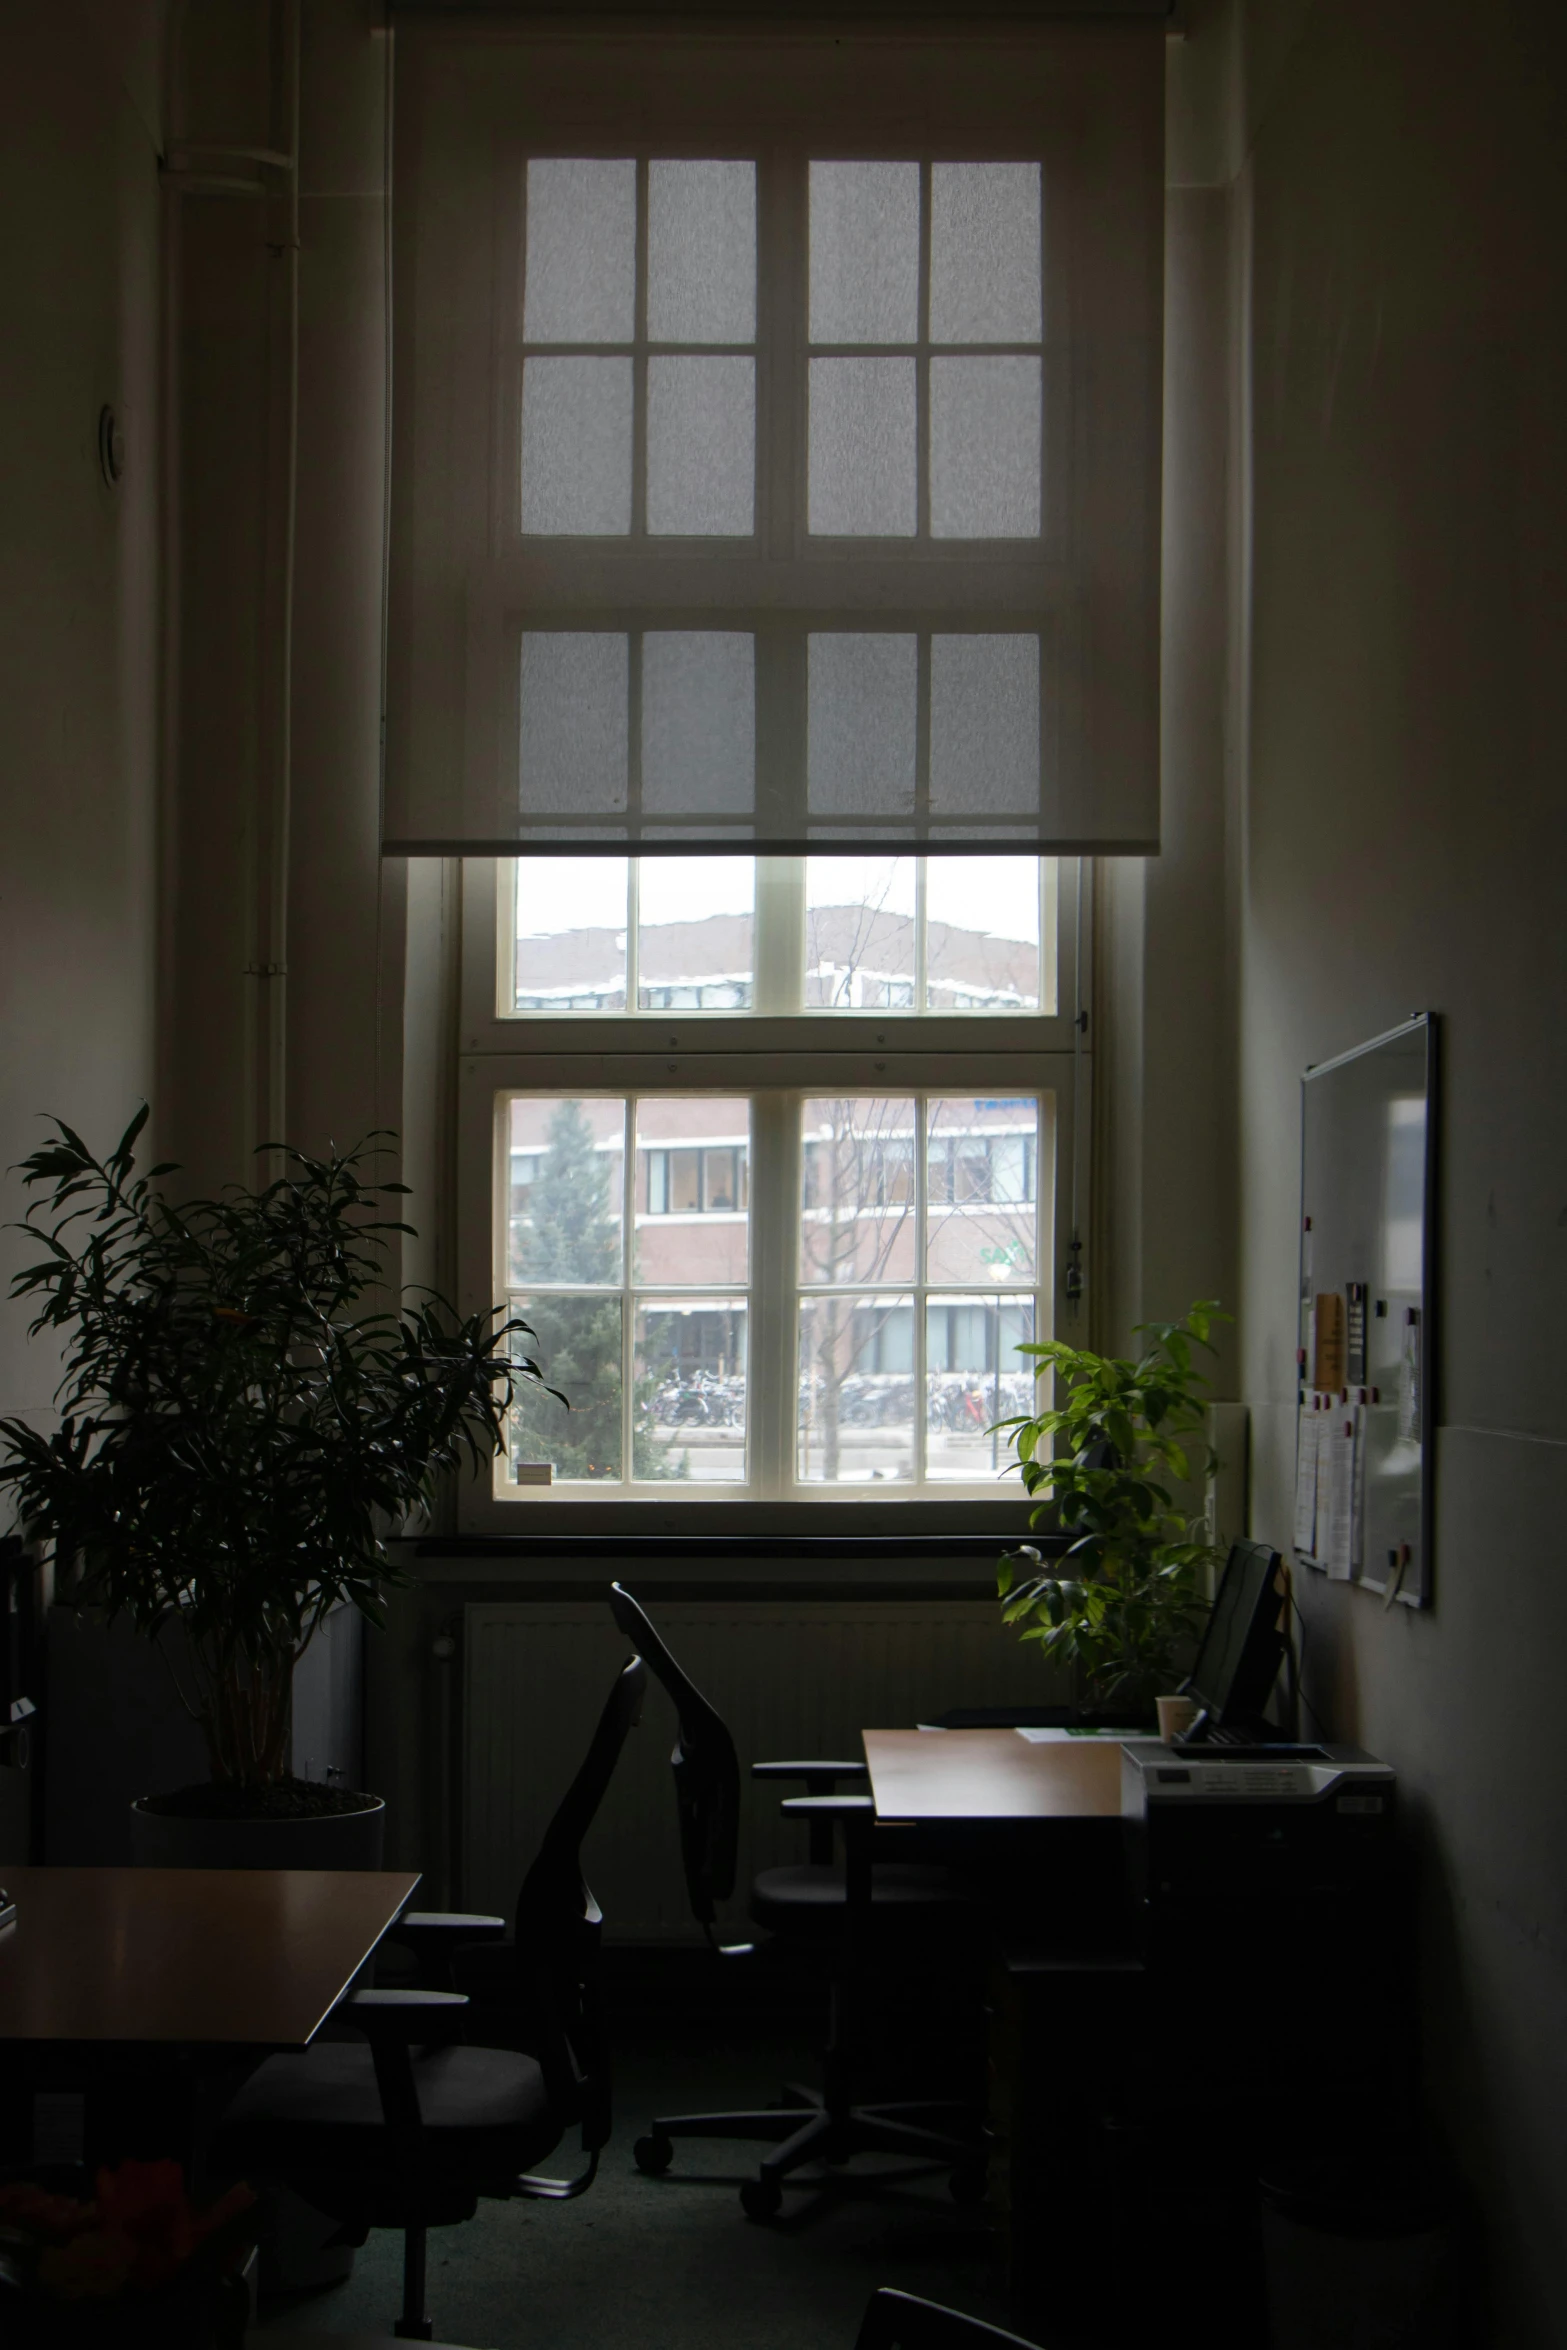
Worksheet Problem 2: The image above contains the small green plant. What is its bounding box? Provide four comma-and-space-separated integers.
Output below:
996, 1303, 1229, 1714
0, 1110, 556, 1791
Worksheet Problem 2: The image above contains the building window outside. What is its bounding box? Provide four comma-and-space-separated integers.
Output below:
498, 1085, 1046, 1496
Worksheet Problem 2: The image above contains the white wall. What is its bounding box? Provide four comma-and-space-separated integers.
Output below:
1233, 3, 1567, 2340
0, 1, 167, 1430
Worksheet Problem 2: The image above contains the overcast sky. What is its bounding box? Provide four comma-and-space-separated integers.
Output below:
515, 856, 1041, 942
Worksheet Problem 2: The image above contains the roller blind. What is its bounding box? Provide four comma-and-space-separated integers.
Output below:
385, 19, 1164, 856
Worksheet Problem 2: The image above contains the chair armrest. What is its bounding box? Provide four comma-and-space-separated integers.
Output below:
340, 1988, 470, 2040
779, 1794, 875, 1820
338, 1990, 469, 2134
780, 1790, 875, 1867
397, 1911, 507, 1938
391, 1911, 507, 1990
753, 1760, 869, 1785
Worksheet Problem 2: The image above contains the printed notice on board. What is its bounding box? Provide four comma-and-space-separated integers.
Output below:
1322, 1410, 1358, 1581
1294, 1403, 1322, 1557
1313, 1292, 1347, 1392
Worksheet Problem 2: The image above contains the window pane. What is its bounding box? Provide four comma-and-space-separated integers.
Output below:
635, 1299, 748, 1484
925, 1095, 1038, 1284
637, 857, 754, 1010
926, 858, 1041, 1012
641, 634, 755, 816
929, 636, 1039, 817
523, 158, 636, 344
925, 1294, 1036, 1483
797, 1295, 916, 1483
807, 635, 917, 819
808, 162, 920, 345
520, 634, 629, 817
648, 161, 756, 343
647, 358, 755, 536
521, 634, 629, 817
929, 163, 1041, 344
805, 859, 916, 1010
808, 359, 916, 536
507, 1097, 625, 1285
520, 356, 633, 535
800, 1098, 918, 1285
634, 1098, 751, 1283
509, 1295, 622, 1482
930, 356, 1041, 538
514, 857, 628, 1012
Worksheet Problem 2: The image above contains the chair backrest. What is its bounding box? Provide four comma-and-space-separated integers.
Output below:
512, 1653, 647, 2151
855, 2289, 1049, 2350
607, 1582, 740, 1927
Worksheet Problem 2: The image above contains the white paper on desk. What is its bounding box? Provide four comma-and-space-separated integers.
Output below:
1014, 1726, 1139, 1743
1293, 1402, 1322, 1557
1321, 1410, 1357, 1580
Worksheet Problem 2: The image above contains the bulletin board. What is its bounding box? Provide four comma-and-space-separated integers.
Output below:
1294, 1015, 1435, 1608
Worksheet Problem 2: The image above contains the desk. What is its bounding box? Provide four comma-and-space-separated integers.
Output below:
863, 1728, 1122, 1823
0, 1867, 419, 2172
0, 1868, 419, 2049
862, 1733, 1138, 2340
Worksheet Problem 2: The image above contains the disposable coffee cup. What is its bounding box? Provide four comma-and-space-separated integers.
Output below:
1156, 1694, 1198, 1743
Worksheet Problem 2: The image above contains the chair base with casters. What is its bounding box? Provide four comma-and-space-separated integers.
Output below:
634, 1966, 988, 2220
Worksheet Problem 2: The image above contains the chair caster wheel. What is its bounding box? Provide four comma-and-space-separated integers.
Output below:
949, 2162, 988, 2207
634, 2134, 674, 2176
740, 2176, 783, 2221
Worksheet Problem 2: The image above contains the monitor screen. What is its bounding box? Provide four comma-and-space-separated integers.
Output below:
1187, 1539, 1285, 1723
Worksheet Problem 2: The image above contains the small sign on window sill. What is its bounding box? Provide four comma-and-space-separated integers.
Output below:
512, 1462, 553, 1486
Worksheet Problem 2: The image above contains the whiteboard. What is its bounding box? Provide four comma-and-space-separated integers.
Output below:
1295, 1015, 1435, 1608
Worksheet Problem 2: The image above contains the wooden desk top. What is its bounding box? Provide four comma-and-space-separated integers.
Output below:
863, 1729, 1123, 1822
0, 1868, 420, 2049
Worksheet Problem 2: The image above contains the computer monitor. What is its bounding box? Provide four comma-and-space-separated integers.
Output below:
1180, 1538, 1288, 1734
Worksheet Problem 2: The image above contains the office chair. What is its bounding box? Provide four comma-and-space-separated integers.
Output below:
213, 1654, 646, 2340
856, 2287, 1050, 2350
608, 1583, 986, 2220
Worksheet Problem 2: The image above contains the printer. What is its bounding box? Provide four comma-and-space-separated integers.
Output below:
1122, 1739, 1396, 1911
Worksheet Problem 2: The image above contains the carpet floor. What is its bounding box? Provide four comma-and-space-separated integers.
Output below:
253, 2025, 1009, 2350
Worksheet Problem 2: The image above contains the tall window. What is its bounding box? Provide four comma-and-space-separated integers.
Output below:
459, 848, 1081, 1513
418, 27, 1140, 1517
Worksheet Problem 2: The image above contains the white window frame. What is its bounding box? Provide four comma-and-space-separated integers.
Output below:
454, 857, 1089, 1532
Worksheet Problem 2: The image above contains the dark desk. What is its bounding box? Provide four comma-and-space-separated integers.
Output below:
0, 1867, 420, 2171
863, 1733, 1145, 2344
0, 1868, 419, 2049
863, 1728, 1122, 1823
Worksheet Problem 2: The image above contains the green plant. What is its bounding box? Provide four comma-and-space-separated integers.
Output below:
995, 1302, 1229, 1714
0, 1111, 555, 1790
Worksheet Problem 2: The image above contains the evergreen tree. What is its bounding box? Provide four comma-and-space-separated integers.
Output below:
513, 1098, 679, 1482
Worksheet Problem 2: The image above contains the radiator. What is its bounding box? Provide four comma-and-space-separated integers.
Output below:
462, 1598, 1055, 1942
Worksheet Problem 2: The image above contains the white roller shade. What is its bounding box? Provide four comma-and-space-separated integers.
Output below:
386, 19, 1164, 855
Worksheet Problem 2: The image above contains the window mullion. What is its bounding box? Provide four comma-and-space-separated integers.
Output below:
622, 1096, 636, 1488
750, 1089, 795, 1498
754, 854, 803, 1015
915, 1093, 929, 1482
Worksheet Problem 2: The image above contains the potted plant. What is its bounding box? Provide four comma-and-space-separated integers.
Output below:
995, 1303, 1228, 1723
0, 1111, 551, 1865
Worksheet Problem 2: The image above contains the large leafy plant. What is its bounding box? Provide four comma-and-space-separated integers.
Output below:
0, 1112, 553, 1791
996, 1303, 1228, 1714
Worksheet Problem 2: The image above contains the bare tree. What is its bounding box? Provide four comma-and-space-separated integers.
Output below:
798, 1097, 917, 1481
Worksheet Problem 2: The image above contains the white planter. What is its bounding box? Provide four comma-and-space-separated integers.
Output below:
128, 1793, 385, 1869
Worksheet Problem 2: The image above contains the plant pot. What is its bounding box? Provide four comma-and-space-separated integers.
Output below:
128, 1795, 385, 1870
